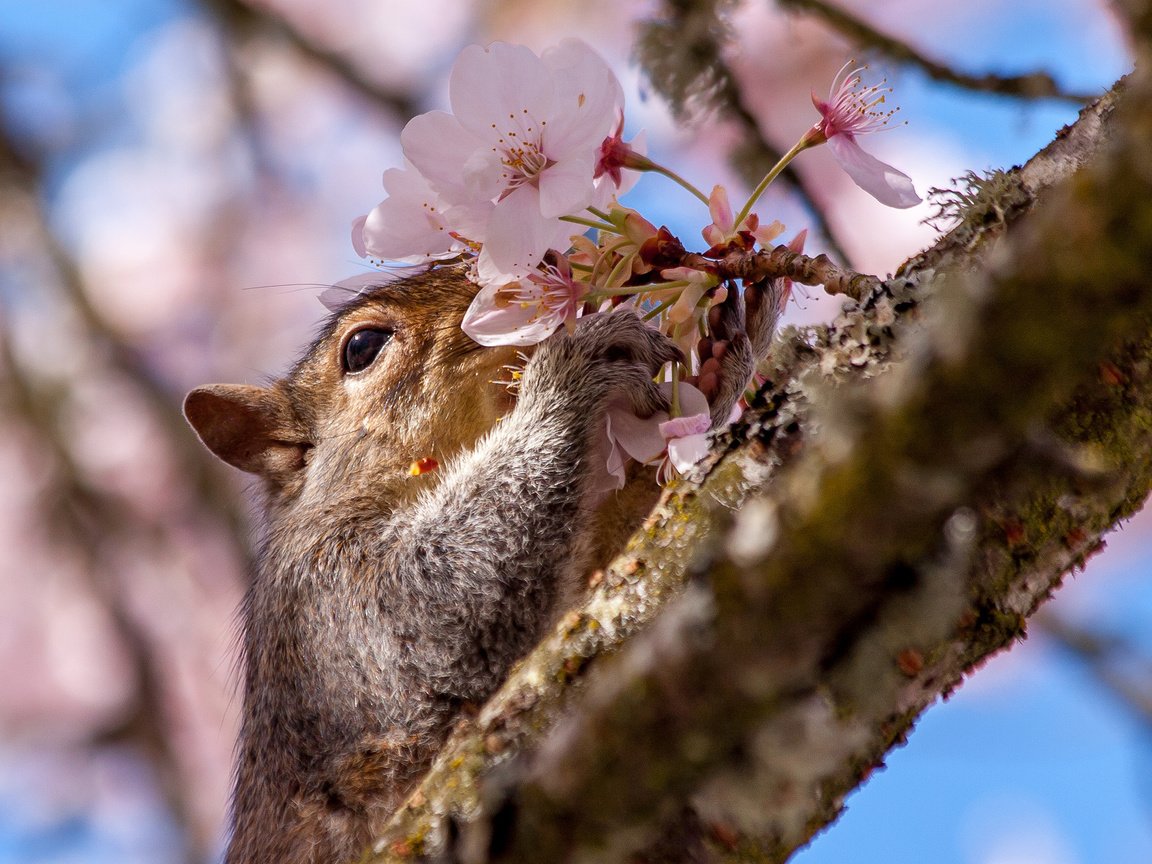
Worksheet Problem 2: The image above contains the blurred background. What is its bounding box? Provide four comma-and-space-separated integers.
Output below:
0, 1, 1149, 862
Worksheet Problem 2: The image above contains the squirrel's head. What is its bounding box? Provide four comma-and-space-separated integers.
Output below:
184, 268, 519, 515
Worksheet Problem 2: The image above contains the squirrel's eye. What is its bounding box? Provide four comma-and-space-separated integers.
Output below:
342, 328, 393, 374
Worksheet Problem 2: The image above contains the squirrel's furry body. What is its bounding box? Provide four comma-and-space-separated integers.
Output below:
185, 269, 684, 863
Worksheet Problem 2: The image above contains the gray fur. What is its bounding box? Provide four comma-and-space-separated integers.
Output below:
221, 308, 679, 864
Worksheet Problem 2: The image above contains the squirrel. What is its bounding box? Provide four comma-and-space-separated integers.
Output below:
184, 266, 782, 864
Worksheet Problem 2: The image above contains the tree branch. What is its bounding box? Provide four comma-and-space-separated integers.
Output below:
645, 234, 883, 300
777, 0, 1099, 104
364, 74, 1139, 862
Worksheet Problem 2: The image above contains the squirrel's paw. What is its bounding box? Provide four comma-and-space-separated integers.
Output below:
581, 310, 683, 371
581, 310, 682, 418
694, 280, 785, 428
530, 310, 681, 418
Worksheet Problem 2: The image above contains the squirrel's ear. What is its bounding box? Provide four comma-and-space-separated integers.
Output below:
184, 384, 310, 478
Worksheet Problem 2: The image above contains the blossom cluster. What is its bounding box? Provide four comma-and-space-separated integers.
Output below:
352, 40, 920, 485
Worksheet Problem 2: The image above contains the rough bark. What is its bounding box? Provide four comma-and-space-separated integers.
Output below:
361, 49, 1149, 864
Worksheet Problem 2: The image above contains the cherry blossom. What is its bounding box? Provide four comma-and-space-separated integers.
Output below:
345, 38, 930, 497
354, 162, 480, 264
803, 63, 921, 208
594, 112, 648, 202
599, 381, 717, 490
401, 39, 623, 279
701, 185, 784, 251
594, 399, 659, 496
660, 399, 743, 482
659, 412, 711, 469
660, 266, 720, 326
461, 254, 588, 346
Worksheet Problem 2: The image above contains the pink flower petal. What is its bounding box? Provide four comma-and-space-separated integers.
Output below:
666, 434, 711, 473
597, 380, 717, 485
475, 249, 518, 288
607, 400, 667, 464
658, 412, 710, 440
482, 185, 556, 276
540, 39, 623, 153
668, 282, 708, 325
707, 184, 733, 232
752, 219, 786, 248
401, 111, 494, 203
461, 281, 564, 346
449, 43, 555, 143
460, 148, 507, 203
350, 214, 368, 257
657, 385, 721, 474
442, 200, 494, 242
596, 410, 630, 495
672, 382, 711, 419
605, 381, 711, 465
359, 165, 463, 262
827, 134, 921, 208
537, 153, 598, 218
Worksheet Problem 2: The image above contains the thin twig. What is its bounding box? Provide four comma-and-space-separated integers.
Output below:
778, 0, 1097, 104
648, 233, 882, 300
714, 59, 856, 266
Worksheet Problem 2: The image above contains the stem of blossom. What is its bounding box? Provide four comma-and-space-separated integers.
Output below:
696, 293, 716, 339
562, 214, 618, 233
733, 136, 814, 229
646, 163, 710, 206
642, 296, 678, 321
586, 205, 612, 222
649, 280, 694, 293
671, 360, 682, 417
604, 249, 639, 290
586, 281, 688, 303
585, 286, 644, 300
591, 239, 632, 285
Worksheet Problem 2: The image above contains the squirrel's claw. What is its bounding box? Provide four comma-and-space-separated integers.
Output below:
744, 277, 787, 360
694, 280, 784, 429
